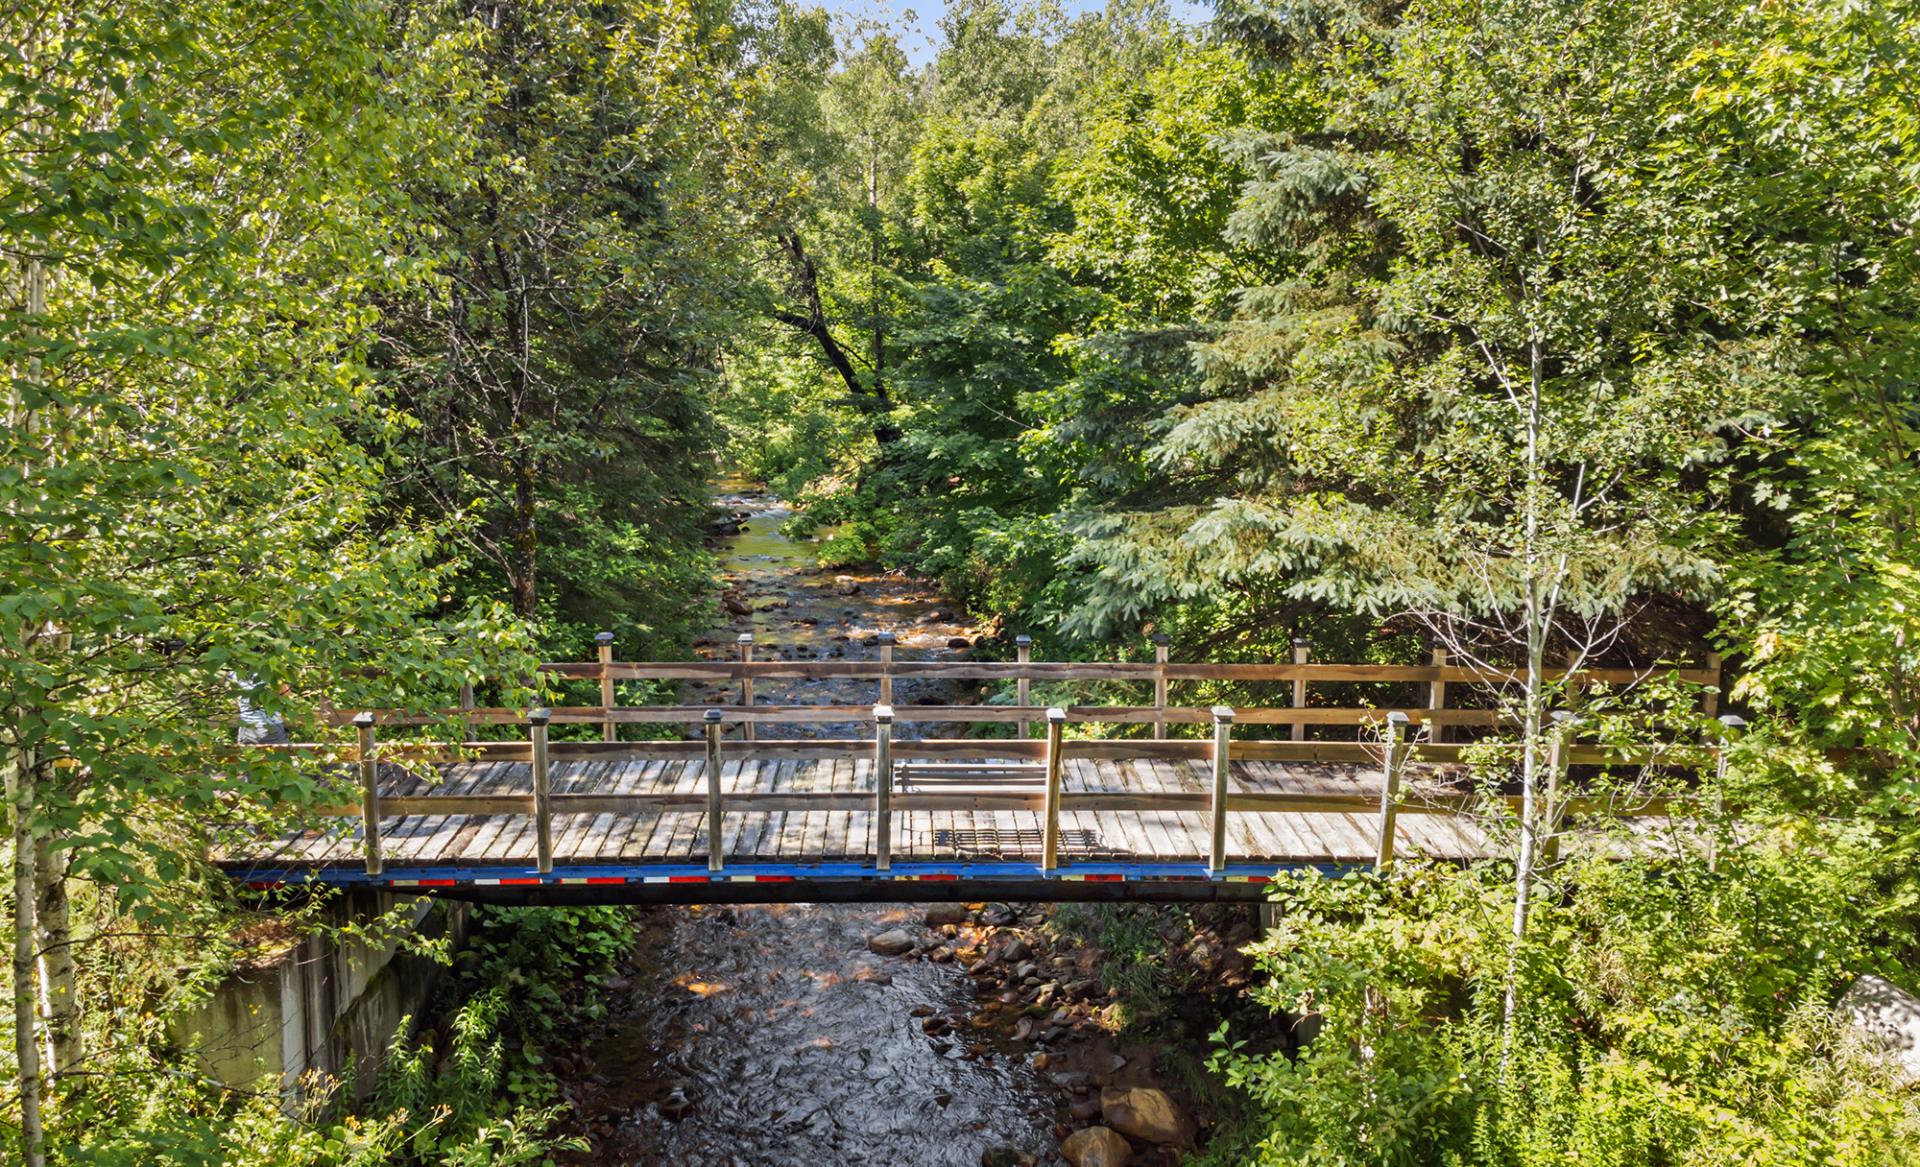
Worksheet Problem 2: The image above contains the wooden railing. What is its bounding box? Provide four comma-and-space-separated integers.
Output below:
308, 701, 1738, 882
325, 633, 1724, 740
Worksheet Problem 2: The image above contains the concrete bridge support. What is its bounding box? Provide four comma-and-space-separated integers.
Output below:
173, 890, 465, 1110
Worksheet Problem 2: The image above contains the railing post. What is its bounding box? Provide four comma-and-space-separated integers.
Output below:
596, 630, 617, 742
877, 631, 895, 707
1153, 633, 1171, 739
354, 712, 383, 877
1041, 708, 1066, 872
457, 680, 476, 742
1710, 713, 1745, 873
1542, 710, 1576, 868
1209, 706, 1235, 874
873, 704, 894, 872
1374, 711, 1410, 869
1016, 634, 1033, 739
704, 709, 725, 872
529, 708, 552, 874
1428, 647, 1448, 742
1291, 637, 1309, 742
1701, 651, 1724, 719
737, 634, 756, 743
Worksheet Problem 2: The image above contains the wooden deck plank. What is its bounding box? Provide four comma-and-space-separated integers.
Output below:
632, 760, 691, 859
459, 767, 524, 865
821, 755, 852, 861
728, 758, 770, 861
579, 761, 640, 862
574, 760, 636, 862
600, 759, 671, 862
800, 758, 831, 862
488, 759, 546, 863
1251, 797, 1322, 862
550, 760, 614, 862
1210, 761, 1271, 861
1074, 757, 1115, 860
761, 758, 795, 860
404, 760, 499, 861
426, 763, 513, 865
1130, 757, 1194, 860
582, 759, 651, 860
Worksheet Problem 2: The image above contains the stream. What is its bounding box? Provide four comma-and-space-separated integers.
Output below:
556, 486, 1081, 1167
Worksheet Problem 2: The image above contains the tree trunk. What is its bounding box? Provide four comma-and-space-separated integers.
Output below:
1501, 326, 1549, 1069
509, 451, 537, 618
775, 230, 900, 447
8, 746, 46, 1167
8, 48, 48, 1153
32, 831, 75, 1082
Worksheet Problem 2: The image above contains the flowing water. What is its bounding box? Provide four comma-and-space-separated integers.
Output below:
559, 486, 1065, 1166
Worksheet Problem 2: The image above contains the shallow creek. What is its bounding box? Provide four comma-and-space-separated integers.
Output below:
556, 486, 1075, 1166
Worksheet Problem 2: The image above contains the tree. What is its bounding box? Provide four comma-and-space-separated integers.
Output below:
1, 3, 532, 1158
1078, 0, 1779, 1029
376, 0, 753, 644
1685, 1, 1920, 802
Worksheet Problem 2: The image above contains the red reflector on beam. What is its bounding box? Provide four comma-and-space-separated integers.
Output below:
1082, 874, 1124, 882
583, 877, 626, 885
755, 875, 795, 882
668, 875, 710, 883
916, 873, 958, 881
498, 878, 541, 886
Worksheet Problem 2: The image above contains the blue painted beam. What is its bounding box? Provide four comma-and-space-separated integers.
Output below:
223, 859, 1360, 902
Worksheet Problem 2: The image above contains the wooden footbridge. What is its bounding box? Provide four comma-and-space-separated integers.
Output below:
220, 639, 1728, 903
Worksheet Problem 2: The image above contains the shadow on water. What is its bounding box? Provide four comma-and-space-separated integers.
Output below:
561, 485, 1059, 1166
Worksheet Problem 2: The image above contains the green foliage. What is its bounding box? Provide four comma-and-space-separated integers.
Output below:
1049, 902, 1176, 1028
373, 0, 753, 646
1214, 836, 1920, 1167
368, 906, 630, 1162
40, 905, 627, 1165
1, 0, 538, 922
1690, 1, 1920, 790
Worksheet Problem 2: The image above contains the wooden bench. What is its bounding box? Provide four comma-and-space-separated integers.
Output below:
894, 760, 1047, 791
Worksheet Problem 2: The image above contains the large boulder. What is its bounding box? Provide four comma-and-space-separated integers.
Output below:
1099, 1087, 1193, 1145
1059, 1126, 1131, 1167
924, 903, 971, 927
1837, 974, 1920, 1086
867, 929, 915, 956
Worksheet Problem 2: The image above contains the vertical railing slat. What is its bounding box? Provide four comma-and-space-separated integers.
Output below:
1374, 711, 1410, 869
738, 634, 755, 744
873, 705, 894, 872
1015, 634, 1032, 739
1427, 647, 1448, 742
457, 681, 475, 742
705, 709, 725, 873
877, 631, 895, 708
596, 630, 616, 743
1041, 708, 1066, 872
1291, 637, 1310, 742
1209, 706, 1235, 874
354, 712, 383, 877
529, 708, 552, 874
1153, 634, 1171, 739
